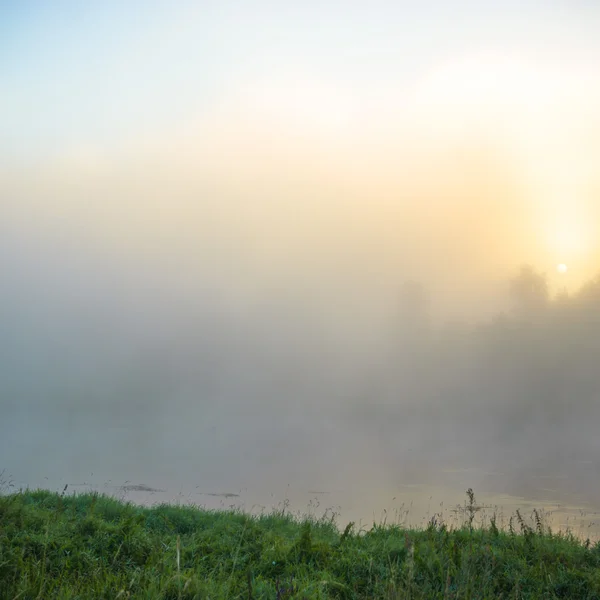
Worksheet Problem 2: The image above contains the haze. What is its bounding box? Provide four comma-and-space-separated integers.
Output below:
2, 1, 600, 531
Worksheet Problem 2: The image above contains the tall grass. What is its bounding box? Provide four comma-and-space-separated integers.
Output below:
1, 487, 600, 599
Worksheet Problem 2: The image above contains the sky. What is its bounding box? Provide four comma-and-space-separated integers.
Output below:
2, 0, 600, 314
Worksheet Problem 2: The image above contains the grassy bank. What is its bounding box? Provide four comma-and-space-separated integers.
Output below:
1, 488, 600, 599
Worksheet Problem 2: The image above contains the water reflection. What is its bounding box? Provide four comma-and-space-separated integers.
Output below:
4, 403, 600, 541
8, 466, 600, 542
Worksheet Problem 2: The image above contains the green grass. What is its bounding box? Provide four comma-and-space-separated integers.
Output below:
2, 487, 600, 599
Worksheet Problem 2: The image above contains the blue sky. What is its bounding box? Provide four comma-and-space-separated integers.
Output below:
1, 2, 227, 160
3, 1, 599, 163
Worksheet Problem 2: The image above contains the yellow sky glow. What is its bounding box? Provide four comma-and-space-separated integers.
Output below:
2, 49, 599, 315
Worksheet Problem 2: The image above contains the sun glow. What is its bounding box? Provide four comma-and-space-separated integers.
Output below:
538, 212, 597, 286
544, 212, 593, 260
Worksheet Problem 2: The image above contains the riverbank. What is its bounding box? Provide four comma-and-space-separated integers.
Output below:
2, 488, 599, 599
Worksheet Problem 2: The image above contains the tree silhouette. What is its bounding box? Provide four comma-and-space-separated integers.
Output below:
509, 264, 549, 317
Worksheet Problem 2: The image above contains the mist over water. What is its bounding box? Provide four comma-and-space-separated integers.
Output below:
2, 208, 600, 538
3, 0, 600, 541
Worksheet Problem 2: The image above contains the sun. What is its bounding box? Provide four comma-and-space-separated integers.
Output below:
557, 263, 568, 274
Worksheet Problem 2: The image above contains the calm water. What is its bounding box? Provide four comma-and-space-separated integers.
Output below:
4, 401, 600, 540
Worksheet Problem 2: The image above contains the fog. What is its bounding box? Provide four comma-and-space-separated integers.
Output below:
3, 135, 600, 532
3, 2, 600, 534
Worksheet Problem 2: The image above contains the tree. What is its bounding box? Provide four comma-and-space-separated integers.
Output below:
509, 265, 549, 317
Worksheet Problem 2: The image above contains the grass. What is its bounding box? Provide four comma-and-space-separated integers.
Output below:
2, 486, 600, 599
